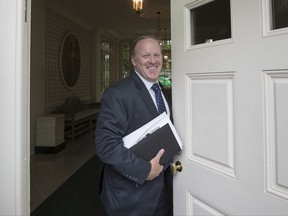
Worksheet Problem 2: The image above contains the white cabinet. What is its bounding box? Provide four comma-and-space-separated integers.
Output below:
36, 114, 65, 153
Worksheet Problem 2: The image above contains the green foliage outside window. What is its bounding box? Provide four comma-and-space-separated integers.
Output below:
159, 40, 172, 89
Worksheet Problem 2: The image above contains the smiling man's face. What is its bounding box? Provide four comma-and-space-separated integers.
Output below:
131, 38, 163, 83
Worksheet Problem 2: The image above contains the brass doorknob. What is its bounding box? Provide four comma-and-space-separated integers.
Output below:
170, 161, 182, 175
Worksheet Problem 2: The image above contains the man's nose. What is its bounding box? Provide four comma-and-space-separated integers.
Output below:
149, 55, 156, 63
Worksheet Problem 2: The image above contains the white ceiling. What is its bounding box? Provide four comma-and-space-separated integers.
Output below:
45, 0, 171, 40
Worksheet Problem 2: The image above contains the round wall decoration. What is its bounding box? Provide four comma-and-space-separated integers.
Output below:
60, 32, 81, 89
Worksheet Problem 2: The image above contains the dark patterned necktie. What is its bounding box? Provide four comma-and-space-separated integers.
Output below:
151, 83, 172, 170
151, 83, 167, 114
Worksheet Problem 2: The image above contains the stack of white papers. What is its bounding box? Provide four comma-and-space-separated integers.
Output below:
123, 113, 183, 150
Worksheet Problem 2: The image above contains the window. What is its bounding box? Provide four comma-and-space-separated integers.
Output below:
120, 41, 131, 79
190, 0, 231, 45
101, 50, 110, 91
100, 37, 111, 91
271, 0, 288, 30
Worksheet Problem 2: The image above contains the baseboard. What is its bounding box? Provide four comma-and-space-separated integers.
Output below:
35, 142, 66, 154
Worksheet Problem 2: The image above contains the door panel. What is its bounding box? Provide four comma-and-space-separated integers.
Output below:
264, 71, 288, 200
187, 73, 236, 178
171, 0, 288, 215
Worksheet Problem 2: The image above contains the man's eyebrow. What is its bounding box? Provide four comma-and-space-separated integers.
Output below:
138, 52, 162, 55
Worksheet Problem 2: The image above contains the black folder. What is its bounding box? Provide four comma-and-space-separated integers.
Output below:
130, 123, 182, 164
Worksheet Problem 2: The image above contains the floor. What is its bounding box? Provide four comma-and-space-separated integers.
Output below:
30, 133, 96, 212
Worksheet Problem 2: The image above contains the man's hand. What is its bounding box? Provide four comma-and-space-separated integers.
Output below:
146, 149, 164, 181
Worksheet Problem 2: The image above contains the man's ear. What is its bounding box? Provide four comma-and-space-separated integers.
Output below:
131, 57, 136, 67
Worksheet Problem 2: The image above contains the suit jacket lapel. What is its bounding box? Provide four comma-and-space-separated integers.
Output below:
130, 72, 159, 118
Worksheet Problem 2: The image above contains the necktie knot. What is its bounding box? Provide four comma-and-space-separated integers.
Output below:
151, 83, 160, 93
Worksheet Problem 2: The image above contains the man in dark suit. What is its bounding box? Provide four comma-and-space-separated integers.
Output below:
95, 35, 173, 215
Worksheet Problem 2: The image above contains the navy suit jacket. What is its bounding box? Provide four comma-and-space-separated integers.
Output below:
95, 71, 172, 215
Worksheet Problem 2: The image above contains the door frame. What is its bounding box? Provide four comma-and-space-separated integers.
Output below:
0, 0, 31, 214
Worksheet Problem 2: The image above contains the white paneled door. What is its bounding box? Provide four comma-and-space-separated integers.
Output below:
171, 0, 288, 215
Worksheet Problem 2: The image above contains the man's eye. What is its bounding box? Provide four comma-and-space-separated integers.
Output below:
142, 54, 161, 58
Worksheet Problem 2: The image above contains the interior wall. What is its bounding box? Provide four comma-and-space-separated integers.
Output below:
30, 1, 95, 153
45, 9, 93, 112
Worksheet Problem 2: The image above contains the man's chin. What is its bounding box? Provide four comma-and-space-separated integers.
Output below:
148, 73, 160, 81
147, 74, 159, 82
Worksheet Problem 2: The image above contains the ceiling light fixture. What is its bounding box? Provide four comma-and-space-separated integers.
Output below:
133, 0, 143, 17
